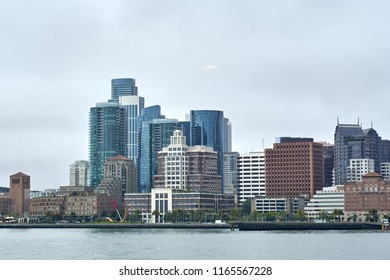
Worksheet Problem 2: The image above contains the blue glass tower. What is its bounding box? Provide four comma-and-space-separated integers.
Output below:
138, 106, 178, 192
89, 102, 126, 187
190, 110, 224, 192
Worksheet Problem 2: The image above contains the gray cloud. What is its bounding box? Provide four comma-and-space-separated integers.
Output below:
1, 0, 390, 189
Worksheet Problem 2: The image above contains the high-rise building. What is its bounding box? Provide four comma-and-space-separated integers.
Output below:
334, 122, 364, 186
237, 151, 265, 204
223, 118, 232, 153
223, 152, 239, 195
10, 172, 30, 215
190, 110, 224, 190
265, 137, 324, 198
119, 95, 145, 162
154, 130, 222, 193
139, 118, 178, 193
321, 143, 334, 187
101, 155, 137, 195
70, 160, 90, 186
89, 102, 126, 187
110, 78, 138, 102
347, 158, 375, 182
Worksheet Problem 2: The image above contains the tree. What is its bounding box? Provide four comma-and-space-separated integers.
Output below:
333, 209, 344, 222
152, 210, 160, 223
294, 209, 306, 221
230, 208, 243, 221
241, 198, 252, 217
366, 209, 379, 222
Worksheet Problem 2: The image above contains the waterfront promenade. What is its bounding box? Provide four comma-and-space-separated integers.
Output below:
0, 222, 383, 230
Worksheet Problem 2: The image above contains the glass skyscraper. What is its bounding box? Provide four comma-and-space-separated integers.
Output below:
89, 102, 126, 187
138, 105, 178, 192
190, 110, 224, 192
110, 78, 138, 102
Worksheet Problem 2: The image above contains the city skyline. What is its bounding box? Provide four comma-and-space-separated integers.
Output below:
1, 1, 390, 190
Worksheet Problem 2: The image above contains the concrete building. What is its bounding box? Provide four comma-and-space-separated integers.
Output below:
29, 196, 66, 216
0, 194, 10, 216
251, 196, 309, 219
347, 159, 375, 182
304, 186, 345, 221
65, 195, 113, 217
344, 172, 390, 221
10, 172, 30, 215
125, 188, 235, 223
154, 130, 222, 193
223, 152, 239, 195
237, 151, 265, 205
265, 137, 324, 198
380, 162, 390, 181
102, 155, 137, 195
70, 160, 90, 186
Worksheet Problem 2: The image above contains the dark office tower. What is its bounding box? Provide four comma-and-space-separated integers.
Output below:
334, 122, 364, 185
110, 78, 138, 102
265, 137, 324, 198
190, 110, 224, 191
178, 121, 191, 146
381, 140, 390, 163
89, 102, 126, 187
322, 143, 334, 187
363, 128, 382, 173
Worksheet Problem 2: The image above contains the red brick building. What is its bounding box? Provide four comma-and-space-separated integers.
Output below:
265, 138, 324, 198
344, 172, 390, 221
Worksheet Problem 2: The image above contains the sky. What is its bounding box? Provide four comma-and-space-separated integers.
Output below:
0, 0, 389, 190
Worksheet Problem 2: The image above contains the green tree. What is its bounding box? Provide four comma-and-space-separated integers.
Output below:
152, 210, 160, 223
241, 198, 252, 217
230, 208, 243, 221
366, 209, 379, 222
294, 209, 306, 221
333, 209, 344, 222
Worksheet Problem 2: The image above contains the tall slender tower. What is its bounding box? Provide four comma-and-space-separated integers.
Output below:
89, 102, 126, 187
190, 110, 224, 192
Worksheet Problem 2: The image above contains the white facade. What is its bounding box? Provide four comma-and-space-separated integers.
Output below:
381, 162, 390, 181
162, 130, 189, 190
304, 186, 344, 221
70, 160, 90, 186
151, 188, 173, 223
347, 159, 375, 182
237, 151, 265, 205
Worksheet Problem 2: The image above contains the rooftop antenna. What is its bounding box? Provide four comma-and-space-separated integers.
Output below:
357, 117, 360, 126
337, 116, 339, 125
262, 139, 265, 151
371, 121, 373, 129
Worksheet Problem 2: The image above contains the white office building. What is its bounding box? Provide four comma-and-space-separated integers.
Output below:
70, 160, 90, 186
380, 162, 390, 181
237, 151, 265, 205
304, 186, 345, 221
347, 159, 375, 182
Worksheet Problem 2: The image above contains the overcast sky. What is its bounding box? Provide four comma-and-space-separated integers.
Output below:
1, 0, 389, 190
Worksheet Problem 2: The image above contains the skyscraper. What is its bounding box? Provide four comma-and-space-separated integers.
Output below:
154, 130, 222, 193
70, 160, 90, 186
265, 137, 324, 198
223, 118, 232, 153
190, 110, 224, 191
139, 118, 178, 193
89, 102, 126, 187
334, 122, 364, 186
110, 78, 138, 102
119, 95, 145, 162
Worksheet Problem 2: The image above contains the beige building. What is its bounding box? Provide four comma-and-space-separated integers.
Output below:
29, 196, 66, 216
65, 195, 113, 216
10, 172, 30, 215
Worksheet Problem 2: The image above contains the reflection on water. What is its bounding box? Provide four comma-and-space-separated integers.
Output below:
1, 228, 390, 260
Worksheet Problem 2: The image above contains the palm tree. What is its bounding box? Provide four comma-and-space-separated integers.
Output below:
152, 210, 160, 223
366, 209, 379, 222
333, 209, 344, 222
